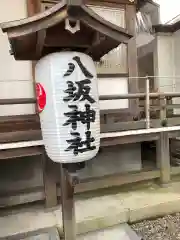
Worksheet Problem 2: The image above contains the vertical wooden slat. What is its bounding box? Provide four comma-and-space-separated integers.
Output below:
166, 97, 173, 118
160, 96, 167, 126
125, 4, 139, 120
156, 132, 171, 185
42, 153, 58, 208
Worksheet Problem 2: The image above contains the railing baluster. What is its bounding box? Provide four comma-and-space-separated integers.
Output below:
145, 76, 150, 129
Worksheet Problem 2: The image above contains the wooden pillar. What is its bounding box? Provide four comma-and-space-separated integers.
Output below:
125, 4, 139, 120
27, 0, 42, 113
60, 165, 76, 240
156, 132, 171, 185
27, 0, 57, 208
27, 0, 41, 16
42, 152, 58, 208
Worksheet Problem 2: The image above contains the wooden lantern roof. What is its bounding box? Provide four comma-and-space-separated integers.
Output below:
0, 0, 134, 61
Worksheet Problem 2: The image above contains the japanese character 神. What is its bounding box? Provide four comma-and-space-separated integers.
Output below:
63, 104, 96, 130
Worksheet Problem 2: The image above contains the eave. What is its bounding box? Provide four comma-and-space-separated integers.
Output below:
1, 0, 132, 61
154, 22, 180, 34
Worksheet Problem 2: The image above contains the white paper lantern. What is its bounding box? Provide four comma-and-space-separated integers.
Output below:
35, 52, 100, 163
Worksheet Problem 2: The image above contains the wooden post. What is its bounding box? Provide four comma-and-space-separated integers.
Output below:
157, 95, 170, 185
27, 0, 42, 16
27, 0, 42, 114
160, 96, 167, 126
156, 132, 171, 185
42, 152, 58, 208
125, 4, 139, 120
166, 97, 173, 118
60, 165, 76, 240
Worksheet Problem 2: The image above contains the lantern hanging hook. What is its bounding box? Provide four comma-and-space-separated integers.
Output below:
65, 19, 80, 34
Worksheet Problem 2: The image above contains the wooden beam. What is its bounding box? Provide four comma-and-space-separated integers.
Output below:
87, 1, 125, 8
97, 73, 129, 78
0, 147, 43, 160
0, 188, 44, 208
101, 133, 159, 146
0, 98, 36, 105
86, 0, 137, 5
0, 114, 38, 123
1, 117, 180, 144
42, 0, 137, 6
0, 130, 42, 143
75, 169, 160, 193
101, 120, 146, 133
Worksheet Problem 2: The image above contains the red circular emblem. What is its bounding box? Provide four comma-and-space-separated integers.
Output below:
36, 83, 46, 113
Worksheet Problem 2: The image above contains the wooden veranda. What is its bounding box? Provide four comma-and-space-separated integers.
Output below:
0, 0, 179, 209
1, 75, 180, 208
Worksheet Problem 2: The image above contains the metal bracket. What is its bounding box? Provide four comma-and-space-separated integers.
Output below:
65, 19, 80, 34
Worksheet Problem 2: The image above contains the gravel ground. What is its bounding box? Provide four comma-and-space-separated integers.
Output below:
131, 213, 180, 240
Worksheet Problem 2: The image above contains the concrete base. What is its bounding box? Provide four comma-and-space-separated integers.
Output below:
78, 224, 142, 240
0, 228, 60, 240
80, 144, 142, 179
2, 181, 180, 239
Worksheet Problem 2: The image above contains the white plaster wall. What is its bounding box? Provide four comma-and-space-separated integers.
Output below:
0, 0, 35, 116
153, 34, 175, 92
172, 29, 180, 114
98, 77, 128, 110
172, 29, 180, 90
90, 5, 129, 111
153, 32, 180, 115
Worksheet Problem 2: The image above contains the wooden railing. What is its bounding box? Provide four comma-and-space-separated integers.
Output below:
1, 76, 180, 208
